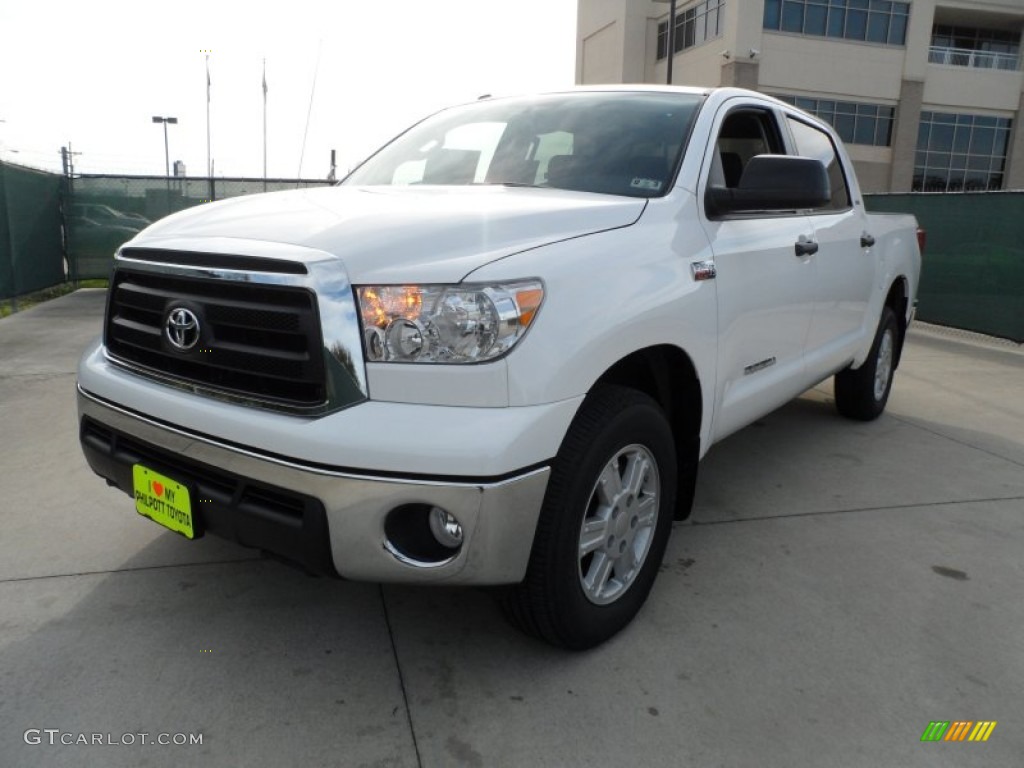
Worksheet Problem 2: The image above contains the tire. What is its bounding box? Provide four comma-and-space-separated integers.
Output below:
834, 306, 899, 421
501, 385, 678, 650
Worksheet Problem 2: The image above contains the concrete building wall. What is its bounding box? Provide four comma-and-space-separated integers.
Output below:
653, 44, 729, 87
758, 34, 906, 100
923, 67, 1024, 112
580, 21, 625, 84
1006, 91, 1024, 189
890, 79, 926, 191
847, 146, 897, 193
577, 0, 666, 84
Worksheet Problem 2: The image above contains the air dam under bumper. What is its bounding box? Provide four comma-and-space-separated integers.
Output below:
78, 389, 550, 584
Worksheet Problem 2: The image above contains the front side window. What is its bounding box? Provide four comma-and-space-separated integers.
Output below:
344, 93, 703, 199
786, 117, 851, 209
913, 112, 1012, 192
709, 109, 786, 189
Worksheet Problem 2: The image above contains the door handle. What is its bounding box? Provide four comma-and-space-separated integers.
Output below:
795, 237, 818, 257
860, 233, 876, 248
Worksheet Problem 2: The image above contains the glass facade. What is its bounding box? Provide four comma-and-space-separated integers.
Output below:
913, 112, 1012, 192
656, 0, 725, 60
775, 94, 895, 147
763, 0, 909, 46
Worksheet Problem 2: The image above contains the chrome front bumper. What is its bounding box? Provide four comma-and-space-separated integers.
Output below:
78, 388, 550, 585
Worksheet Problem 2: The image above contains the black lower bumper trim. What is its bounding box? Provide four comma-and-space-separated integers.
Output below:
80, 416, 337, 577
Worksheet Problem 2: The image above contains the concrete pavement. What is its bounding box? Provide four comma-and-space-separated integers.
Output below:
1, 289, 1021, 767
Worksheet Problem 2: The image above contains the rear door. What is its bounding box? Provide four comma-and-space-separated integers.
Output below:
699, 102, 818, 442
784, 114, 875, 374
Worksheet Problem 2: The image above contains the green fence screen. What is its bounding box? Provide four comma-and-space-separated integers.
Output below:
0, 161, 65, 300
864, 192, 1023, 343
3, 161, 1022, 342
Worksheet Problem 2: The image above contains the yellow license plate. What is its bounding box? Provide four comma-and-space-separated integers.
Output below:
132, 465, 195, 539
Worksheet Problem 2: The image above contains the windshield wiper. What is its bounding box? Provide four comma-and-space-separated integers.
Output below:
469, 182, 539, 188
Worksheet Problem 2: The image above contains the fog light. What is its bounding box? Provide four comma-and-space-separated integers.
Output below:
428, 506, 463, 548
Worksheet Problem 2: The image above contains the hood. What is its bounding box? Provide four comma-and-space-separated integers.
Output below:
134, 185, 646, 283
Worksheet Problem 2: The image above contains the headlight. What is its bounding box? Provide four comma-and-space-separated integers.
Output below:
356, 280, 543, 363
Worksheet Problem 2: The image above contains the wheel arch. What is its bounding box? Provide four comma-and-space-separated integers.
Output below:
884, 276, 910, 369
591, 344, 702, 520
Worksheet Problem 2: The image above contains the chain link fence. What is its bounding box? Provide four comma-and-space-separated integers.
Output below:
1, 160, 332, 302
65, 175, 332, 281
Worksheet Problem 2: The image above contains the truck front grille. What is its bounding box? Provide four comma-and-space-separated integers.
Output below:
105, 268, 327, 408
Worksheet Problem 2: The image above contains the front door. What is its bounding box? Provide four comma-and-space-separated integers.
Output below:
699, 103, 818, 442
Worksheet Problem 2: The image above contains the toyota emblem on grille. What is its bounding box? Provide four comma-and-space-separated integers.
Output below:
165, 307, 201, 351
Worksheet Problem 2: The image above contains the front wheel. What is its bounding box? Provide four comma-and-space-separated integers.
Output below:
501, 386, 677, 650
834, 306, 899, 421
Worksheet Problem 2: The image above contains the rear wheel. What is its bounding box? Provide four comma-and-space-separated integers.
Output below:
834, 306, 899, 421
501, 386, 677, 650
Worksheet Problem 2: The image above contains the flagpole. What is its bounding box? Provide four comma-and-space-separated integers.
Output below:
206, 54, 212, 178
262, 58, 268, 189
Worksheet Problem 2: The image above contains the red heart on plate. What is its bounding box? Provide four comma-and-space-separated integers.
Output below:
153, 481, 164, 497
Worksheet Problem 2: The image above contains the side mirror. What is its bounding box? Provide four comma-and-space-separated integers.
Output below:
706, 155, 830, 216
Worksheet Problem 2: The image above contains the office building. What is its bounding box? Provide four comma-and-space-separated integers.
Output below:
576, 0, 1024, 191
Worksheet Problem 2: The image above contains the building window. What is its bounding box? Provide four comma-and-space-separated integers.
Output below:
929, 25, 1021, 71
763, 0, 909, 46
656, 0, 725, 60
913, 112, 1012, 192
775, 94, 895, 147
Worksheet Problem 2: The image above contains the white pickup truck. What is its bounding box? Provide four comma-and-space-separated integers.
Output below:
78, 87, 921, 649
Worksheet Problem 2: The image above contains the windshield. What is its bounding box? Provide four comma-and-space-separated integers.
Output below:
343, 92, 703, 198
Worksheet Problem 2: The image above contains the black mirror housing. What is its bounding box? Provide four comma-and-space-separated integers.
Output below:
707, 155, 830, 216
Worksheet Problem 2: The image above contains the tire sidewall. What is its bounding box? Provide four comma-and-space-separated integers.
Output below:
545, 394, 677, 647
835, 305, 900, 421
867, 308, 899, 411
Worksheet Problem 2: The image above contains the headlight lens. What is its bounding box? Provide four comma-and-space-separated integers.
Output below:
356, 281, 544, 363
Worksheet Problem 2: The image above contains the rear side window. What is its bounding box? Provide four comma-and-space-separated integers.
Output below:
786, 117, 851, 210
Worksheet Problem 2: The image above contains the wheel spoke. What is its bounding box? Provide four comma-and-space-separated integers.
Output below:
583, 552, 614, 599
595, 462, 622, 506
634, 494, 658, 528
623, 452, 651, 497
615, 543, 637, 578
579, 516, 609, 557
874, 330, 894, 400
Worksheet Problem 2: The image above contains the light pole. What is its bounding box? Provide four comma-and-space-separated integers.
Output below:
151, 116, 178, 177
653, 0, 678, 84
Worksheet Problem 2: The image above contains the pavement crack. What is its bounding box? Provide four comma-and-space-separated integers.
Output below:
691, 495, 1024, 526
380, 585, 424, 768
0, 371, 77, 381
0, 557, 260, 585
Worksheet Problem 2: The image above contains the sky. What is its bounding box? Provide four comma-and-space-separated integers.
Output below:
0, 0, 578, 179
